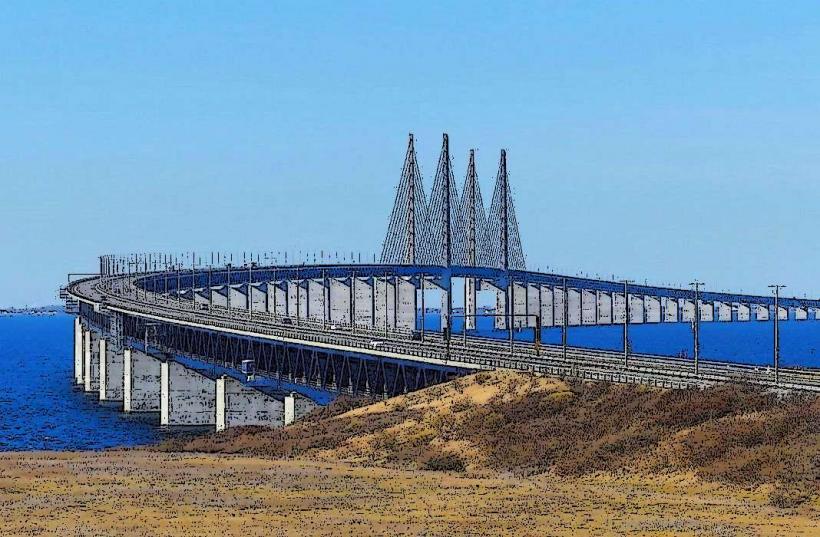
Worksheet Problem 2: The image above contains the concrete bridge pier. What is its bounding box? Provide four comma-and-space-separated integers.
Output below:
211, 287, 228, 308
596, 291, 612, 324
328, 278, 351, 326
83, 329, 100, 393
215, 376, 284, 432
123, 348, 162, 412
700, 301, 715, 321
99, 339, 124, 402
464, 278, 477, 330
284, 392, 318, 426
644, 296, 661, 323
567, 288, 582, 326
73, 318, 84, 385
482, 281, 507, 330
662, 297, 679, 323
229, 286, 247, 310
307, 279, 325, 322
373, 276, 396, 331
553, 285, 566, 327
353, 276, 374, 329
716, 301, 732, 322
539, 285, 554, 327
628, 294, 644, 323
581, 289, 597, 325
511, 283, 527, 328
396, 277, 416, 330
160, 360, 216, 426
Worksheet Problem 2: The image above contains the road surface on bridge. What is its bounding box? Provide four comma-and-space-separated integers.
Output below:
68, 272, 820, 393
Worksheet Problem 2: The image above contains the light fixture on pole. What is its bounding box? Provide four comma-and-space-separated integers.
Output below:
620, 280, 634, 368
689, 280, 704, 376
768, 284, 786, 384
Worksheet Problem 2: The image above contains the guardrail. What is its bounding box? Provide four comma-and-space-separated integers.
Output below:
68, 274, 820, 393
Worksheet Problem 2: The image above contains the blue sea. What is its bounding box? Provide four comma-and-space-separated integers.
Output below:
0, 313, 165, 451
1, 311, 819, 451
426, 312, 820, 368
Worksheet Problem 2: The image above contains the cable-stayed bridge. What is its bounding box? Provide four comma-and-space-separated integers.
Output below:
64, 134, 820, 431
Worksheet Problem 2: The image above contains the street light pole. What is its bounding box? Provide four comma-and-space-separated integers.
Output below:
562, 277, 568, 361
689, 280, 704, 376
769, 284, 786, 384
621, 280, 634, 368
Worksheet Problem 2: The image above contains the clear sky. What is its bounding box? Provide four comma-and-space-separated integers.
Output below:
2, 1, 820, 306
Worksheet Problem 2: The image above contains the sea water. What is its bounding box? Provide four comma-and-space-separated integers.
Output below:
2, 311, 818, 451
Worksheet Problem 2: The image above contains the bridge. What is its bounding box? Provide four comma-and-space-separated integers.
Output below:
65, 133, 820, 431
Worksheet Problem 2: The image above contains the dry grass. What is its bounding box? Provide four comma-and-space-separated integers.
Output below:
0, 450, 818, 536
160, 370, 820, 507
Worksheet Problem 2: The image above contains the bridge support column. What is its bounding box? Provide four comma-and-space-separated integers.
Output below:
73, 318, 83, 385
193, 290, 209, 306
160, 360, 216, 426
567, 288, 581, 326
644, 296, 661, 323
662, 297, 679, 322
699, 301, 714, 322
211, 288, 228, 308
124, 348, 162, 412
353, 277, 374, 328
613, 292, 626, 324
754, 304, 769, 321
329, 278, 351, 325
539, 285, 554, 327
374, 277, 396, 330
215, 376, 284, 432
680, 299, 695, 322
597, 291, 613, 324
581, 289, 597, 325
99, 339, 124, 401
229, 286, 247, 310
736, 303, 751, 321
284, 392, 318, 426
526, 284, 540, 327
440, 289, 450, 332
250, 285, 266, 312
396, 278, 416, 330
553, 285, 566, 327
83, 329, 100, 393
308, 280, 325, 322
464, 278, 477, 330
628, 294, 644, 323
716, 301, 732, 322
511, 283, 526, 328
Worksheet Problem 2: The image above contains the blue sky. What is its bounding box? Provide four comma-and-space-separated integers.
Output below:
2, 1, 820, 306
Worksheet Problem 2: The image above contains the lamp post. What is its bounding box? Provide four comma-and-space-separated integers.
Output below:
689, 280, 704, 376
621, 280, 634, 368
562, 277, 568, 361
769, 284, 786, 384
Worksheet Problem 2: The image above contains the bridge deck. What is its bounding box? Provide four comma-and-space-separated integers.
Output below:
69, 274, 820, 393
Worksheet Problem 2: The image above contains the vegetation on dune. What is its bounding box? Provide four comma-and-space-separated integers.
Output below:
158, 370, 820, 506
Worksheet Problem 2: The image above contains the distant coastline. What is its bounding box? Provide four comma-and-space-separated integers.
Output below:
0, 305, 63, 317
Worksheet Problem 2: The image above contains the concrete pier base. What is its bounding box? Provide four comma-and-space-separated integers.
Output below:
83, 330, 100, 393
124, 348, 162, 412
74, 318, 83, 385
284, 392, 318, 426
99, 340, 124, 402
161, 360, 216, 426
215, 376, 285, 432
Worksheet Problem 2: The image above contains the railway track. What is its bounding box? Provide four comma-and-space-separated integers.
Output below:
69, 275, 820, 393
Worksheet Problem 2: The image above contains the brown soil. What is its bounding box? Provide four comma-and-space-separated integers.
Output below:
159, 370, 820, 507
